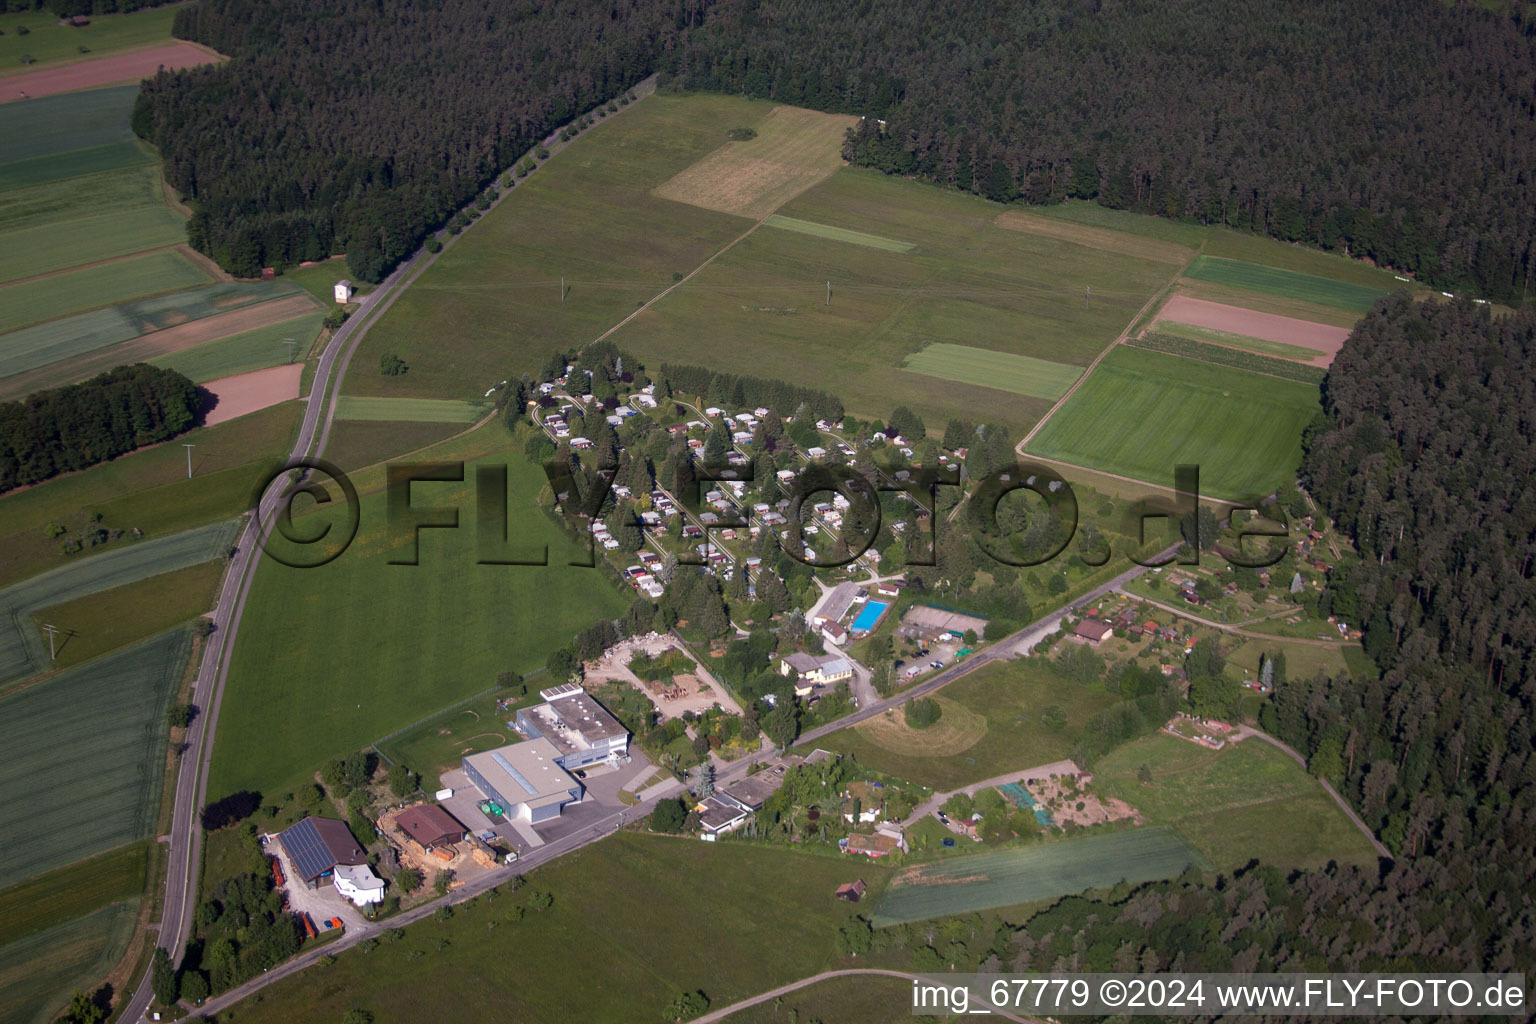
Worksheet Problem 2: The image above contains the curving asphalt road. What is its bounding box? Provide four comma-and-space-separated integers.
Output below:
119, 76, 660, 1024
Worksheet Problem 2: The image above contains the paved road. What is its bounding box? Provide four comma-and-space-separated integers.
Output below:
691, 968, 1040, 1024
120, 75, 661, 1024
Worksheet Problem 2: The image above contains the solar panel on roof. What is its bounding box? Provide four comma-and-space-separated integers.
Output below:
491, 751, 539, 795
280, 819, 337, 881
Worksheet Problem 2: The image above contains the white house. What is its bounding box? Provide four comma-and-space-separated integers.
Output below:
333, 279, 354, 303
332, 863, 385, 906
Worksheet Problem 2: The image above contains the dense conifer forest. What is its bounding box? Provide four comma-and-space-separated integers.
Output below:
137, 0, 1536, 297
0, 364, 201, 491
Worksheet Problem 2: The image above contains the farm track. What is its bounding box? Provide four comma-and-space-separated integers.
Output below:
690, 969, 1042, 1024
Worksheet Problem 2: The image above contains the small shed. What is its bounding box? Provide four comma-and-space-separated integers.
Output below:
334, 279, 354, 303
835, 879, 868, 902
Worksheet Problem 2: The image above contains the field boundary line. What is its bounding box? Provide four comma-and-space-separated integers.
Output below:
1017, 239, 1206, 452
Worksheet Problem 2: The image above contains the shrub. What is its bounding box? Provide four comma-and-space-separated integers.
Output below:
379, 353, 407, 376
904, 697, 941, 729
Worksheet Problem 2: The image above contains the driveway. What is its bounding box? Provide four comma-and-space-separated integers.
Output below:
263, 835, 368, 931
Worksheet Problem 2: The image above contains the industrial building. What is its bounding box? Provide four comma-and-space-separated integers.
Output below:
462, 737, 583, 824
514, 683, 630, 770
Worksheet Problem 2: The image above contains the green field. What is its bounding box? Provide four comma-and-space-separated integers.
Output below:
198, 831, 891, 1023
0, 519, 235, 684
814, 659, 1120, 791
278, 257, 370, 304
0, 401, 297, 589
763, 213, 915, 252
32, 559, 224, 670
1150, 320, 1325, 361
0, 5, 176, 70
0, 840, 148, 944
1172, 277, 1364, 329
374, 684, 540, 786
321, 419, 472, 474
615, 164, 1179, 433
0, 139, 156, 192
0, 628, 189, 882
209, 444, 628, 799
333, 395, 489, 422
0, 248, 210, 334
1183, 255, 1387, 312
0, 85, 140, 166
1131, 332, 1326, 385
0, 279, 303, 381
1201, 228, 1413, 291
1093, 732, 1379, 869
902, 342, 1082, 400
152, 309, 325, 382
349, 92, 756, 401
721, 974, 916, 1023
0, 901, 139, 1024
1026, 200, 1210, 249
1026, 345, 1320, 500
0, 164, 185, 282
871, 828, 1204, 926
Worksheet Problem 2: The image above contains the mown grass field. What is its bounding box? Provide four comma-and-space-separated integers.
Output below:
1026, 345, 1320, 500
373, 684, 538, 785
722, 974, 916, 1023
0, 840, 147, 944
0, 138, 154, 191
1025, 200, 1210, 249
152, 309, 325, 382
0, 400, 297, 589
763, 213, 915, 252
0, 248, 210, 334
815, 659, 1119, 790
333, 395, 489, 423
1131, 333, 1326, 385
871, 828, 1203, 926
0, 901, 139, 1024
1092, 732, 1379, 869
616, 165, 1179, 434
0, 164, 185, 282
1201, 228, 1412, 291
206, 832, 892, 1024
902, 342, 1082, 400
321, 419, 472, 475
0, 628, 189, 882
0, 519, 234, 685
1150, 319, 1325, 361
348, 92, 760, 400
209, 443, 628, 800
0, 5, 176, 72
279, 256, 369, 304
31, 559, 224, 670
1183, 255, 1388, 312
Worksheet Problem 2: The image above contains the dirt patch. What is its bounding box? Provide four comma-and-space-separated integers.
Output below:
1155, 294, 1348, 365
0, 293, 319, 402
586, 631, 743, 719
1, 42, 221, 103
1022, 772, 1141, 829
995, 209, 1192, 265
202, 363, 301, 425
855, 697, 986, 757
653, 106, 857, 220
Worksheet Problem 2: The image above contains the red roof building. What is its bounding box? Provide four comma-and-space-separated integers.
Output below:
395, 804, 466, 850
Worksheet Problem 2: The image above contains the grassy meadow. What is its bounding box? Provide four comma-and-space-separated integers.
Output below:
1026, 345, 1320, 500
0, 400, 297, 590
31, 558, 224, 670
198, 832, 891, 1023
0, 5, 176, 71
208, 442, 628, 800
813, 658, 1120, 790
151, 309, 325, 382
0, 628, 189, 882
1092, 732, 1379, 870
902, 342, 1083, 400
332, 395, 489, 422
0, 840, 148, 944
1183, 255, 1388, 313
0, 902, 139, 1024
0, 248, 210, 333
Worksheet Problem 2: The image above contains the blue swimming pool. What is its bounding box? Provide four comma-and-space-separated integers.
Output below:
849, 600, 889, 633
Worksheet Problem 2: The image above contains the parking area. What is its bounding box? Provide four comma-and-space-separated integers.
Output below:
261, 833, 369, 932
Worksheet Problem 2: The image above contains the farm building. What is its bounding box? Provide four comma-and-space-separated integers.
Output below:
395, 804, 466, 851
1072, 619, 1113, 645
277, 817, 369, 888
514, 683, 630, 770
835, 879, 868, 902
462, 738, 583, 824
332, 863, 385, 907
333, 279, 354, 302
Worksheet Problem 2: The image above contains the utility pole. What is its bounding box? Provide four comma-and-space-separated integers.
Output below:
561, 277, 566, 303
826, 280, 831, 305
1085, 284, 1091, 309
283, 336, 298, 364
41, 623, 61, 661
183, 443, 196, 479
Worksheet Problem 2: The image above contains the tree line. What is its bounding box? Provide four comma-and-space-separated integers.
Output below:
666, 0, 1536, 303
133, 0, 677, 282
0, 364, 201, 493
